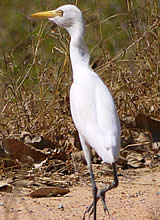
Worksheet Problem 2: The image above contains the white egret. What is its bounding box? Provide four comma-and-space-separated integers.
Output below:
32, 5, 120, 220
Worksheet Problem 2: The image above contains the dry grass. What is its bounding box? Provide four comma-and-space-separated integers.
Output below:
0, 0, 159, 161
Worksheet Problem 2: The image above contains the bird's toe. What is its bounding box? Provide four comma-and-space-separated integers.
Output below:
98, 189, 110, 217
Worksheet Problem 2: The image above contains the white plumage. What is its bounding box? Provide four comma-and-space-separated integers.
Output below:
70, 69, 120, 163
32, 5, 120, 220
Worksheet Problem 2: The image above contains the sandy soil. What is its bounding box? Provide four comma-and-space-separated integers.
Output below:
0, 166, 160, 220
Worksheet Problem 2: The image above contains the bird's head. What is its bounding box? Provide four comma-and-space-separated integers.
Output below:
32, 4, 84, 36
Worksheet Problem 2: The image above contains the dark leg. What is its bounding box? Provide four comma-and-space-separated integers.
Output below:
84, 163, 118, 218
79, 135, 97, 220
83, 164, 97, 220
98, 163, 118, 215
89, 165, 97, 220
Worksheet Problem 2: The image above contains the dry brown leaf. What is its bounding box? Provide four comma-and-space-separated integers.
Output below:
127, 152, 145, 168
29, 187, 70, 198
0, 181, 13, 193
2, 138, 47, 163
135, 114, 160, 142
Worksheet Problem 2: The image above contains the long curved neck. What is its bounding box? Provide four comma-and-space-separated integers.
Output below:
67, 25, 90, 83
70, 37, 89, 69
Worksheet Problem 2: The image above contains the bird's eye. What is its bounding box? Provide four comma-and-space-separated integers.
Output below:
57, 9, 63, 16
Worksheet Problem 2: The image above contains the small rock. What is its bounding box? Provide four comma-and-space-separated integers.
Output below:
58, 203, 64, 211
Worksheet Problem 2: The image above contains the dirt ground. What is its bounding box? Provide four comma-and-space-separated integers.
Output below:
0, 166, 160, 220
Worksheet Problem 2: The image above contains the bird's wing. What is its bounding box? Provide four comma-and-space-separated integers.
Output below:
95, 78, 120, 137
94, 79, 120, 162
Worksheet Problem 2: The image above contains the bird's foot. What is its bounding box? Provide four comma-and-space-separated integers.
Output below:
82, 189, 110, 220
98, 189, 110, 218
82, 199, 98, 220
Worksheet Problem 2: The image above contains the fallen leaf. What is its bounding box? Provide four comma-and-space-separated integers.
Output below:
2, 138, 46, 163
29, 187, 70, 198
0, 182, 13, 193
127, 152, 145, 168
135, 114, 160, 142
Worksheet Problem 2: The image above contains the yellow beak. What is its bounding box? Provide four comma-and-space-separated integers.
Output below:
32, 10, 58, 18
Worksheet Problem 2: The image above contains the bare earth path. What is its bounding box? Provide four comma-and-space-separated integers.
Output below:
0, 167, 160, 220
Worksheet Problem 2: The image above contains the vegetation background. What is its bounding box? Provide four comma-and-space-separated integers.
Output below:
0, 0, 159, 155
